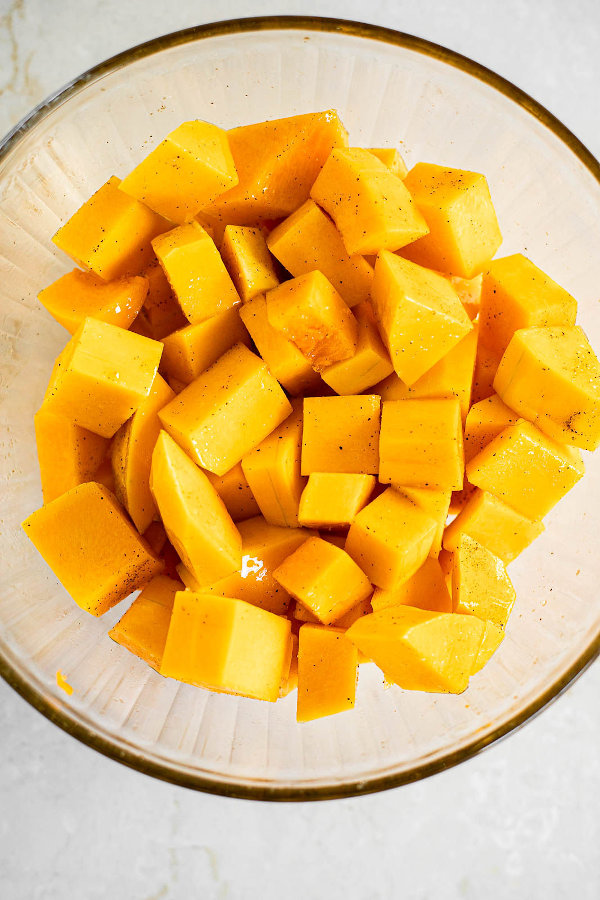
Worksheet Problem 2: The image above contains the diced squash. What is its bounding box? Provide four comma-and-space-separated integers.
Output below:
321, 301, 394, 394
443, 489, 544, 564
206, 462, 261, 522
298, 473, 375, 528
297, 625, 358, 721
280, 632, 299, 698
273, 537, 372, 625
438, 548, 453, 593
471, 337, 500, 404
160, 307, 250, 385
371, 251, 473, 385
143, 521, 168, 556
464, 394, 519, 463
466, 418, 584, 521
108, 574, 182, 670
119, 120, 238, 223
220, 225, 279, 301
346, 605, 484, 693
34, 408, 109, 503
266, 199, 373, 308
111, 374, 175, 533
159, 344, 292, 475
22, 482, 162, 615
318, 533, 347, 550
292, 600, 321, 624
479, 254, 577, 358
241, 402, 304, 527
266, 271, 358, 371
42, 317, 163, 438
451, 534, 515, 628
402, 163, 502, 277
334, 596, 373, 629
38, 269, 148, 334
310, 148, 429, 255
152, 222, 240, 324
494, 326, 600, 451
239, 294, 322, 396
368, 148, 408, 179
160, 592, 290, 702
345, 487, 437, 589
301, 395, 381, 475
150, 431, 241, 585
471, 621, 504, 673
393, 486, 451, 558
447, 272, 482, 321
93, 457, 116, 493
138, 261, 188, 340
371, 557, 452, 613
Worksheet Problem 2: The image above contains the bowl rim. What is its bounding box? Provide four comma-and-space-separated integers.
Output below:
2, 14, 599, 802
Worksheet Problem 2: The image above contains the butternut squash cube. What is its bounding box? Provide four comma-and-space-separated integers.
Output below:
443, 489, 544, 564
206, 462, 261, 522
220, 225, 279, 301
111, 374, 175, 533
466, 418, 584, 521
471, 621, 504, 673
301, 395, 381, 475
393, 486, 452, 558
239, 294, 322, 396
471, 336, 500, 404
138, 261, 188, 340
310, 148, 429, 255
34, 408, 109, 503
379, 398, 464, 491
119, 120, 238, 223
38, 269, 148, 334
464, 393, 519, 463
345, 488, 437, 589
266, 271, 358, 372
241, 402, 304, 527
160, 592, 291, 702
273, 537, 372, 625
43, 317, 163, 438
291, 601, 321, 624
368, 147, 408, 179
150, 431, 241, 585
371, 557, 452, 614
108, 574, 182, 670
346, 605, 484, 693
266, 199, 373, 308
371, 251, 473, 385
143, 521, 168, 556
298, 473, 375, 528
451, 534, 516, 628
402, 163, 502, 277
22, 482, 162, 616
479, 254, 577, 358
321, 301, 394, 394
494, 325, 600, 451
297, 625, 358, 722
152, 222, 239, 324
159, 344, 292, 475
334, 596, 373, 629
447, 272, 482, 321
160, 307, 250, 385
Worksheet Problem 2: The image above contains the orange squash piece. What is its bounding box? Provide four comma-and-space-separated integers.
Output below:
220, 225, 279, 301
368, 147, 408, 178
451, 534, 516, 628
298, 473, 376, 528
160, 307, 250, 385
108, 574, 182, 670
371, 557, 452, 614
392, 486, 452, 559
205, 462, 261, 523
34, 407, 109, 503
38, 269, 148, 334
138, 261, 188, 340
464, 394, 519, 463
301, 395, 381, 475
296, 625, 358, 722
321, 301, 394, 395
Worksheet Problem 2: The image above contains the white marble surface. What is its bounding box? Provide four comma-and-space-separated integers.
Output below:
1, 1, 600, 897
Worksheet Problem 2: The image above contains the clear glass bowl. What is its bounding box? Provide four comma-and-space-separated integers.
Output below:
1, 17, 600, 801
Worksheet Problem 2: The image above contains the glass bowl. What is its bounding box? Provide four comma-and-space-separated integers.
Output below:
1, 17, 600, 802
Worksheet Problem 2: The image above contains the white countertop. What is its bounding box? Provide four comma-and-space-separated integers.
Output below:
2, 2, 600, 897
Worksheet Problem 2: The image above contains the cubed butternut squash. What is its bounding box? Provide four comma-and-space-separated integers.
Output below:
160, 307, 250, 385
38, 269, 148, 334
464, 393, 519, 463
205, 462, 261, 522
138, 261, 188, 340
471, 621, 505, 673
371, 557, 452, 613
447, 272, 482, 321
368, 147, 408, 179
297, 625, 358, 721
393, 486, 451, 558
34, 408, 109, 503
471, 336, 500, 404
298, 473, 375, 528
220, 225, 279, 301
301, 395, 381, 475
451, 534, 515, 628
321, 301, 394, 395
108, 574, 182, 670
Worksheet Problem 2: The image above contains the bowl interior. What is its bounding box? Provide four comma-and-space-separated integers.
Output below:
1, 20, 600, 799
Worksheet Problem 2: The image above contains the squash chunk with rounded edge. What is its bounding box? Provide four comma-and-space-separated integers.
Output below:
471, 621, 505, 673
239, 294, 321, 396
494, 325, 600, 452
150, 431, 241, 586
43, 317, 163, 438
379, 397, 464, 491
298, 473, 375, 528
371, 252, 473, 385
402, 163, 502, 278
160, 307, 250, 385
310, 148, 429, 255
346, 605, 484, 694
368, 148, 408, 179
266, 271, 358, 372
467, 419, 584, 521
273, 537, 372, 625
111, 374, 175, 534
464, 393, 519, 463
119, 121, 238, 224
108, 574, 182, 671
371, 557, 452, 614
241, 402, 304, 528
152, 222, 240, 324
52, 176, 170, 281
267, 199, 373, 308
220, 225, 279, 301
345, 488, 436, 590
22, 482, 163, 616
322, 301, 393, 394
38, 269, 148, 334
301, 395, 380, 475
138, 261, 188, 340
297, 625, 358, 722
206, 462, 260, 522
479, 254, 577, 358
34, 408, 109, 503
451, 534, 515, 629
393, 486, 451, 558
159, 344, 292, 476
160, 592, 290, 702
443, 489, 544, 564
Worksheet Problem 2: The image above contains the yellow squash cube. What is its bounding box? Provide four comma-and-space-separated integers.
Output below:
321, 301, 394, 395
206, 462, 260, 523
297, 625, 358, 722
108, 574, 182, 671
220, 225, 279, 301
34, 408, 108, 504
160, 307, 250, 385
301, 395, 381, 475
371, 251, 473, 385
298, 473, 376, 528
371, 557, 452, 614
464, 393, 519, 463
138, 261, 188, 340
402, 163, 502, 277
447, 272, 482, 321
393, 486, 451, 558
471, 336, 500, 404
471, 621, 505, 673
38, 269, 148, 334
451, 534, 516, 628
368, 147, 408, 178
